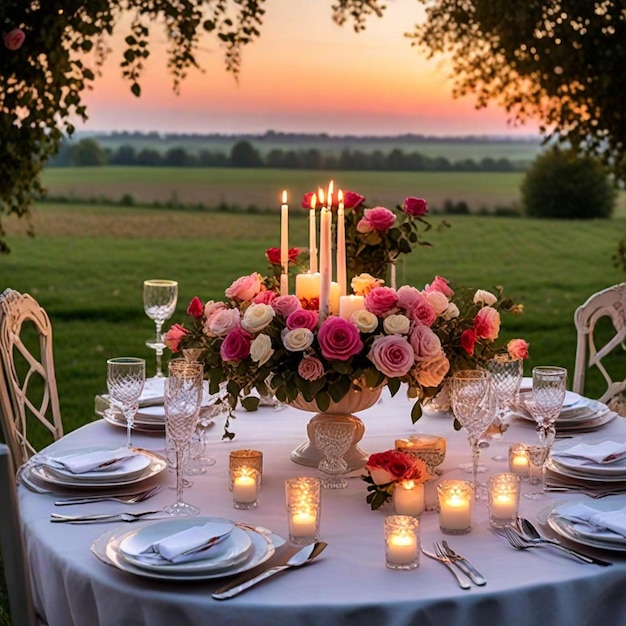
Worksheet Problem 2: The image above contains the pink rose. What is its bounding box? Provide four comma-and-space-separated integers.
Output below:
253, 289, 277, 305
357, 207, 396, 233
507, 338, 529, 360
410, 325, 442, 361
186, 296, 204, 319
3, 28, 25, 51
204, 300, 225, 318
271, 294, 301, 318
286, 308, 318, 331
225, 273, 262, 301
474, 306, 501, 340
317, 317, 363, 361
424, 275, 454, 298
220, 327, 253, 362
403, 197, 428, 217
425, 290, 449, 316
461, 329, 477, 356
163, 324, 187, 353
406, 293, 436, 327
396, 285, 422, 312
343, 191, 366, 210
301, 191, 315, 209
368, 335, 414, 378
414, 354, 450, 388
204, 307, 240, 337
297, 355, 325, 381
365, 450, 416, 485
365, 286, 398, 317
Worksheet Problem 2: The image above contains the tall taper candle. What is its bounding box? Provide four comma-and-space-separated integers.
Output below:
337, 189, 346, 296
309, 193, 318, 273
319, 207, 332, 321
280, 190, 289, 296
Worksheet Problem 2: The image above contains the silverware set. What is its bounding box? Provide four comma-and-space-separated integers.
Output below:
421, 541, 486, 589
50, 509, 169, 524
54, 485, 161, 506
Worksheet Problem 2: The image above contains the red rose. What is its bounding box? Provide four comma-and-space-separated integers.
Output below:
365, 450, 416, 485
186, 296, 204, 319
301, 191, 315, 209
461, 328, 476, 356
163, 324, 188, 353
3, 28, 25, 51
343, 191, 366, 210
265, 247, 300, 266
403, 197, 428, 217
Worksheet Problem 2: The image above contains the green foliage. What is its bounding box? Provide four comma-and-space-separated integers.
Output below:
522, 148, 617, 219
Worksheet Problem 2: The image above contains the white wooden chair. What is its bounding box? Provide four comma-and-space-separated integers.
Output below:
0, 444, 39, 626
0, 289, 63, 468
572, 283, 626, 414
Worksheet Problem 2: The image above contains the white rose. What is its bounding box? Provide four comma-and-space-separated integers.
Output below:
352, 309, 379, 333
473, 289, 497, 306
442, 302, 460, 321
204, 307, 240, 337
425, 291, 449, 316
241, 303, 275, 333
282, 327, 314, 352
250, 334, 274, 366
382, 314, 410, 335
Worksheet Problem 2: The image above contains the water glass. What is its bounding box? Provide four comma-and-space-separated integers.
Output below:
384, 515, 420, 570
106, 357, 145, 449
522, 443, 550, 500
313, 419, 355, 489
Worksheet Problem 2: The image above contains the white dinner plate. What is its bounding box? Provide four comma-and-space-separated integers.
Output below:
91, 518, 277, 581
542, 496, 626, 552
551, 446, 626, 477
42, 447, 152, 482
546, 457, 626, 484
102, 411, 166, 433
119, 519, 253, 573
30, 449, 166, 489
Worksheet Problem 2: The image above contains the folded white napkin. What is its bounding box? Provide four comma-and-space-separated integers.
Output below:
554, 440, 626, 465
138, 522, 233, 564
557, 502, 626, 537
46, 447, 138, 474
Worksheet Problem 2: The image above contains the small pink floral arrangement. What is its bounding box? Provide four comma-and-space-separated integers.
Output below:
362, 449, 430, 510
165, 268, 527, 439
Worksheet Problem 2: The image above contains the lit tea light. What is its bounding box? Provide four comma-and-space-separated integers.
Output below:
508, 444, 530, 476
232, 467, 259, 509
394, 480, 424, 517
487, 473, 520, 528
384, 514, 420, 570
438, 480, 472, 535
291, 510, 318, 537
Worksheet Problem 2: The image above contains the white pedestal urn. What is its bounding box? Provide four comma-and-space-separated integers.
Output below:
289, 386, 383, 470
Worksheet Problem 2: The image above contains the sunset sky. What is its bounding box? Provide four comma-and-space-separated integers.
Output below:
82, 0, 540, 137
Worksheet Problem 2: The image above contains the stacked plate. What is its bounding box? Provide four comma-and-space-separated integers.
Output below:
544, 494, 626, 553
28, 446, 166, 489
514, 390, 618, 432
91, 517, 277, 581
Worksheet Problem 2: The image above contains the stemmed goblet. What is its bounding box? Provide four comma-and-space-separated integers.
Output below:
313, 419, 355, 489
106, 357, 145, 449
164, 359, 203, 516
451, 370, 497, 501
486, 354, 524, 460
143, 279, 178, 378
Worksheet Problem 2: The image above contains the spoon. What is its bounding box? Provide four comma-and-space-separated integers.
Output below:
212, 541, 327, 599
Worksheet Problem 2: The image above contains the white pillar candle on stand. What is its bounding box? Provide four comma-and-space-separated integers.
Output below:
295, 272, 321, 302
337, 189, 347, 297
309, 193, 318, 274
339, 295, 365, 319
319, 207, 332, 321
280, 190, 289, 296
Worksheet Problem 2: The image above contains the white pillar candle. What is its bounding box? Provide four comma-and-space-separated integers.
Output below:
330, 281, 340, 316
440, 494, 471, 530
508, 444, 530, 476
339, 295, 365, 319
491, 492, 517, 518
233, 471, 258, 504
295, 272, 321, 302
309, 193, 318, 274
387, 531, 418, 565
280, 190, 289, 296
394, 480, 424, 517
336, 190, 346, 296
318, 207, 332, 321
290, 511, 317, 537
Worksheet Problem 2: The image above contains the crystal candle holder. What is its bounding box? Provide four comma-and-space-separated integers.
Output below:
232, 467, 260, 510
508, 444, 530, 477
285, 477, 321, 545
437, 480, 473, 535
487, 473, 520, 528
384, 515, 420, 570
229, 449, 263, 491
393, 480, 425, 517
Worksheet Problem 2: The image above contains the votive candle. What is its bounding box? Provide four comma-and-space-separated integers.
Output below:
394, 480, 425, 517
295, 272, 321, 301
438, 480, 472, 535
232, 467, 259, 509
384, 515, 420, 570
508, 444, 530, 476
487, 473, 520, 528
339, 294, 365, 320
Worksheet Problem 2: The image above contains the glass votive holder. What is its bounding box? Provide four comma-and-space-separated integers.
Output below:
232, 467, 260, 510
487, 473, 520, 528
508, 443, 530, 478
229, 449, 263, 491
393, 480, 425, 517
437, 480, 473, 535
285, 477, 321, 545
384, 515, 420, 570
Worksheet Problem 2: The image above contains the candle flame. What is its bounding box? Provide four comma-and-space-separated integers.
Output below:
327, 180, 334, 208
310, 193, 317, 210
282, 190, 287, 204
318, 188, 325, 206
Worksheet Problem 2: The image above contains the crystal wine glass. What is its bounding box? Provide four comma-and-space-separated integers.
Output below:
522, 443, 550, 500
486, 354, 524, 460
451, 370, 496, 501
106, 357, 145, 449
143, 279, 178, 378
313, 419, 355, 489
164, 359, 203, 516
527, 365, 567, 448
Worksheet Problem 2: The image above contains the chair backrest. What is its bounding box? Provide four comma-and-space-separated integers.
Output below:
0, 444, 38, 626
0, 289, 63, 467
572, 283, 626, 413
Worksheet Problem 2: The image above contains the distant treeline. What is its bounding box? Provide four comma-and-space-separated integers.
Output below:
48, 138, 519, 173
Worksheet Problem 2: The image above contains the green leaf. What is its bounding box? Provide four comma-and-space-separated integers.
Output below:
241, 396, 260, 411
315, 391, 331, 412
130, 83, 141, 97
387, 378, 401, 396
410, 401, 423, 424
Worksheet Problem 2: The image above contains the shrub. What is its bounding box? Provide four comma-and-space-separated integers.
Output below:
522, 148, 616, 219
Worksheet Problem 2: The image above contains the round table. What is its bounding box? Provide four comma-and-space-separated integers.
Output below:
18, 389, 626, 626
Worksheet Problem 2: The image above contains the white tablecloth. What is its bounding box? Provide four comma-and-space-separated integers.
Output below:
18, 389, 626, 626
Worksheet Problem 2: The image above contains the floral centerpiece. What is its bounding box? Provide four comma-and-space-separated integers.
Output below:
362, 449, 430, 510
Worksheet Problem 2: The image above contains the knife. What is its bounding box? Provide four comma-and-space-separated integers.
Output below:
441, 541, 486, 586
212, 542, 327, 600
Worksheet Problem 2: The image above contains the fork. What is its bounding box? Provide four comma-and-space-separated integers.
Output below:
437, 541, 486, 585
54, 485, 161, 506
50, 509, 165, 523
421, 545, 471, 589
